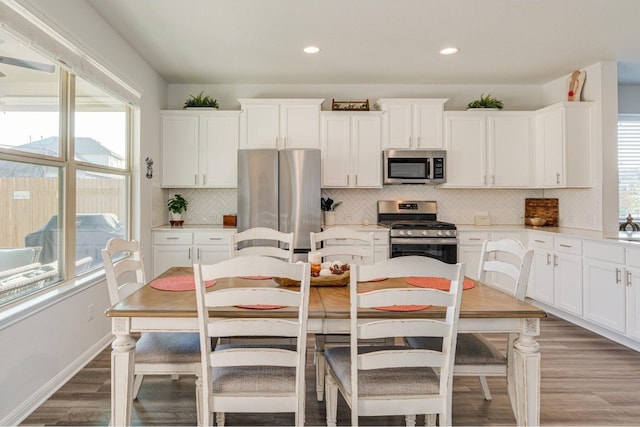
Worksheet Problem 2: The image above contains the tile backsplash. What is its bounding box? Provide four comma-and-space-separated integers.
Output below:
164, 185, 602, 231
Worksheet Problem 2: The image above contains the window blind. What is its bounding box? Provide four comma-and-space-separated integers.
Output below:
618, 114, 640, 219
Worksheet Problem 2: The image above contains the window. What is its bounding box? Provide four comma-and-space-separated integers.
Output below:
618, 115, 640, 222
0, 28, 131, 306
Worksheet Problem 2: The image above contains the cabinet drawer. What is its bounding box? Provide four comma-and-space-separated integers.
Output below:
626, 247, 640, 268
554, 237, 582, 255
583, 241, 625, 264
457, 232, 489, 245
529, 233, 553, 250
195, 232, 232, 246
153, 231, 193, 245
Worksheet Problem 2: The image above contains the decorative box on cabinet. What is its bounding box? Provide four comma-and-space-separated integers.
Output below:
376, 98, 448, 150
152, 229, 235, 278
320, 112, 383, 188
443, 111, 532, 188
238, 99, 324, 149
583, 241, 626, 334
161, 110, 240, 188
534, 102, 593, 188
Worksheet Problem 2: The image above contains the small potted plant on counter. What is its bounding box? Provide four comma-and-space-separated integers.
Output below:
467, 93, 504, 110
167, 193, 188, 224
321, 197, 342, 226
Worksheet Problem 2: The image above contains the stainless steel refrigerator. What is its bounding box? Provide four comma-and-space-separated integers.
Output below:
237, 149, 321, 261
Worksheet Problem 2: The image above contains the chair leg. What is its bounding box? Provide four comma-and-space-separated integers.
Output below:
216, 412, 225, 426
195, 376, 202, 426
424, 414, 436, 426
405, 414, 416, 426
325, 374, 338, 427
132, 374, 144, 399
315, 334, 327, 401
478, 375, 493, 400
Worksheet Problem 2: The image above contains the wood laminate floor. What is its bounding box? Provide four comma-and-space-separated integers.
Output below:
20, 315, 640, 426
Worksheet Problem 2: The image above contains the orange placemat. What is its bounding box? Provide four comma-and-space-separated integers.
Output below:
405, 277, 476, 291
150, 275, 216, 291
239, 276, 272, 280
235, 304, 286, 310
373, 304, 430, 312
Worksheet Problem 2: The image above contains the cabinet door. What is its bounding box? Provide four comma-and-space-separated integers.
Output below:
626, 265, 640, 340
161, 114, 199, 187
530, 248, 555, 304
583, 258, 626, 333
280, 103, 320, 148
321, 114, 351, 187
444, 114, 486, 187
555, 252, 583, 316
351, 115, 382, 188
383, 103, 412, 149
200, 113, 239, 188
153, 246, 192, 278
242, 103, 280, 148
196, 246, 230, 264
489, 114, 531, 187
538, 108, 564, 187
414, 103, 444, 149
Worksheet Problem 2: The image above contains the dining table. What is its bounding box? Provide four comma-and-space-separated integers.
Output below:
105, 266, 546, 426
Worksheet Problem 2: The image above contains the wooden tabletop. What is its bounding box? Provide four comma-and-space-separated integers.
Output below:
105, 266, 546, 320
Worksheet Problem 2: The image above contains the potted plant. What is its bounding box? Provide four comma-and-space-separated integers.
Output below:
183, 91, 219, 109
321, 197, 342, 226
167, 193, 188, 221
467, 93, 504, 110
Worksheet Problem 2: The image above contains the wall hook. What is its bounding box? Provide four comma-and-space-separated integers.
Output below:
145, 157, 153, 179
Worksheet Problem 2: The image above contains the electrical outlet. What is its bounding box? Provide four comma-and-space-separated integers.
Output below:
88, 304, 94, 322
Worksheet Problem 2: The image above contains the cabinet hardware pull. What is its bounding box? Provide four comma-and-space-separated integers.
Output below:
616, 268, 621, 284
166, 237, 179, 240
553, 254, 558, 267
188, 248, 192, 260
627, 270, 633, 287
491, 175, 495, 185
195, 174, 198, 185
483, 175, 486, 185
469, 238, 482, 241
546, 253, 551, 265
347, 175, 350, 186
556, 173, 560, 184
534, 239, 546, 243
197, 248, 201, 259
355, 174, 358, 186
208, 237, 223, 241
203, 174, 207, 186
559, 244, 572, 248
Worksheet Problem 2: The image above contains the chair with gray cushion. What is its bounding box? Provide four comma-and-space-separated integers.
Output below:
324, 256, 465, 427
406, 238, 534, 401
194, 255, 310, 426
101, 238, 202, 407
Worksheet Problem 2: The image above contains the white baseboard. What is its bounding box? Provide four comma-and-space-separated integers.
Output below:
1, 333, 113, 427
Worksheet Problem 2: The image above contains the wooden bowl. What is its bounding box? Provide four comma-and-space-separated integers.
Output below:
528, 217, 547, 227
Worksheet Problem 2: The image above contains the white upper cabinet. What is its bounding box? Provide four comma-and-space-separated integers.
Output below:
161, 110, 240, 188
443, 111, 532, 188
534, 102, 593, 188
320, 112, 383, 188
377, 98, 448, 149
238, 99, 324, 149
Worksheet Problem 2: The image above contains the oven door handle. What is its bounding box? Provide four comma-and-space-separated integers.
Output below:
390, 237, 458, 245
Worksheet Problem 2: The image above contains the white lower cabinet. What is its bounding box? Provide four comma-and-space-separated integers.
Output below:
152, 229, 235, 278
528, 233, 582, 315
626, 247, 640, 340
583, 241, 626, 334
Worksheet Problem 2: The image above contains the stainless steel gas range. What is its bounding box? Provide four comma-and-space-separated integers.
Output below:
377, 200, 457, 264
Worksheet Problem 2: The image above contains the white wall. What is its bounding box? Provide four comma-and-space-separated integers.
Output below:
0, 0, 167, 424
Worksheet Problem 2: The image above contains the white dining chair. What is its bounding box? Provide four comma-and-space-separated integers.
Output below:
194, 255, 310, 426
101, 238, 202, 403
309, 228, 375, 401
406, 237, 534, 401
324, 255, 465, 427
230, 227, 294, 262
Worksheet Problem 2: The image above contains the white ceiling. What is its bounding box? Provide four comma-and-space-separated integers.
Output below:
85, 0, 640, 86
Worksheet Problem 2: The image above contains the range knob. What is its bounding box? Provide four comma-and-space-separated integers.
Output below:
421, 230, 429, 236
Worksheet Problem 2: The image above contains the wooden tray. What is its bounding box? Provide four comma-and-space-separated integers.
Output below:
275, 271, 350, 287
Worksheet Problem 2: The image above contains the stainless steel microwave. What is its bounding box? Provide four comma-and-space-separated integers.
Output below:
383, 150, 446, 184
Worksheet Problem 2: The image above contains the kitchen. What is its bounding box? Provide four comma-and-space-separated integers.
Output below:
1, 0, 640, 425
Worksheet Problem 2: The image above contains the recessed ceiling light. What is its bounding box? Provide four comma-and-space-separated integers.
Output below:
304, 46, 320, 54
440, 47, 459, 55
